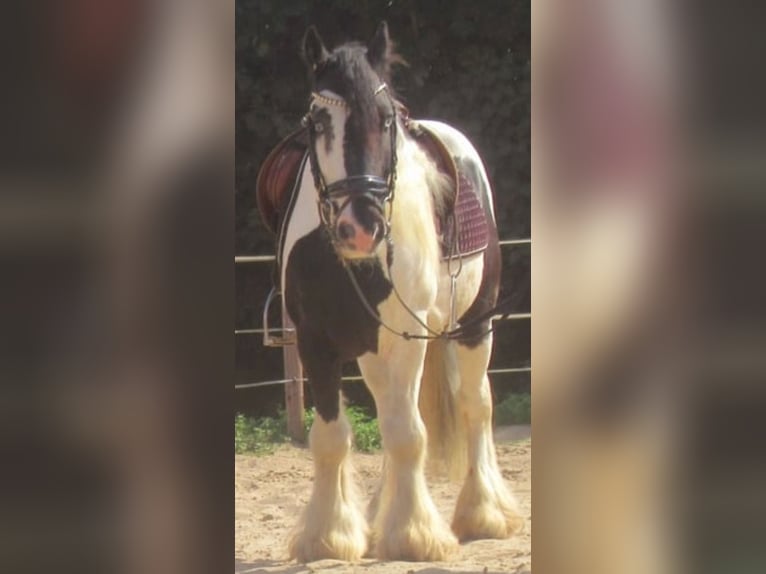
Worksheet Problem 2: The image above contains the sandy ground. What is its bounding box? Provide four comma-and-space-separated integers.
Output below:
235, 425, 531, 574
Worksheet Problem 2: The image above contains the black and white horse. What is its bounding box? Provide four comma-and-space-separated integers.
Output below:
279, 23, 523, 562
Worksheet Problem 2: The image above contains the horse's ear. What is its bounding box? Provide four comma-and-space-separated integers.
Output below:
302, 26, 328, 72
367, 21, 391, 73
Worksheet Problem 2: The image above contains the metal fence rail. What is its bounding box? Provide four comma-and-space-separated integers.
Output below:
235, 312, 530, 337
234, 366, 531, 391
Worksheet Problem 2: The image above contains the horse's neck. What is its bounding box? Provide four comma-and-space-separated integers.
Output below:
388, 130, 445, 267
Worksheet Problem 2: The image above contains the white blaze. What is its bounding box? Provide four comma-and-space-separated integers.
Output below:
314, 90, 348, 184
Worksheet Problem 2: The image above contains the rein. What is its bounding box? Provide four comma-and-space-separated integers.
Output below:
342, 237, 512, 342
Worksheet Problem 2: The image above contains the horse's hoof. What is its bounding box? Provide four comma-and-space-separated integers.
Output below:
374, 521, 458, 561
288, 526, 368, 563
452, 498, 525, 541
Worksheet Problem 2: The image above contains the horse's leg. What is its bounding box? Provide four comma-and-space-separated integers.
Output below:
288, 332, 367, 562
365, 453, 386, 524
451, 334, 526, 540
359, 338, 458, 561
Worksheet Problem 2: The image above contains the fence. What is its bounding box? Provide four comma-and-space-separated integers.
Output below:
235, 238, 530, 440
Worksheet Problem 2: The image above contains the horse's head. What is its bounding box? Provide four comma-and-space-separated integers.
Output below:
302, 22, 400, 260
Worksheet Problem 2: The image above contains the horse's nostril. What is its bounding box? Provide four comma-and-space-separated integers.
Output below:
337, 222, 356, 241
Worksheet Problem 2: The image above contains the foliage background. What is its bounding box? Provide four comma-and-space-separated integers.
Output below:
235, 0, 530, 415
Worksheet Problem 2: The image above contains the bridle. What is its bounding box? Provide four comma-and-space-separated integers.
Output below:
302, 82, 398, 250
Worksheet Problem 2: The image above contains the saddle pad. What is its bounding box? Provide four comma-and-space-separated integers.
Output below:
441, 171, 490, 258
409, 121, 490, 259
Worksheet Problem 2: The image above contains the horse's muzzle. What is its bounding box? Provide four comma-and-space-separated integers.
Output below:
333, 198, 386, 258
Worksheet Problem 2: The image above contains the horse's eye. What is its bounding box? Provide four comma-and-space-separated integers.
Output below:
314, 122, 324, 134
383, 116, 394, 130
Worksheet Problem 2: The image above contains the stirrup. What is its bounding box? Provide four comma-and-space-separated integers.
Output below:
262, 287, 296, 347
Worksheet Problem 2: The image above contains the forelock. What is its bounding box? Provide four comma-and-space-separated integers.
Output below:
315, 44, 385, 121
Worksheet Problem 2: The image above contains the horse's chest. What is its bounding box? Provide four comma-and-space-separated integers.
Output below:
284, 227, 392, 360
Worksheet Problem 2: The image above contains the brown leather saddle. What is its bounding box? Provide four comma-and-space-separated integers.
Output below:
256, 121, 489, 258
255, 126, 309, 235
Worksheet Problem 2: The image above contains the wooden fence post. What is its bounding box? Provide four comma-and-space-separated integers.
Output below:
282, 308, 305, 442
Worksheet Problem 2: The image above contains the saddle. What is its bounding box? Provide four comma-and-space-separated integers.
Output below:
255, 120, 489, 258
255, 126, 309, 235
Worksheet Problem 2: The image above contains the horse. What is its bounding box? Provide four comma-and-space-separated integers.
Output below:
259, 22, 524, 562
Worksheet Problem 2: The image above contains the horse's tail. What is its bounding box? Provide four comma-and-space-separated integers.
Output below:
418, 338, 467, 480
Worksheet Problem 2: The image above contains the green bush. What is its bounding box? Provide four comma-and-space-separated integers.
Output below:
345, 406, 382, 452
303, 406, 381, 452
302, 407, 315, 438
235, 406, 382, 455
494, 392, 531, 425
235, 412, 288, 455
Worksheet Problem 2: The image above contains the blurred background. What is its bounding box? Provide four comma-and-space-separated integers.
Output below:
533, 0, 766, 573
1, 1, 232, 573
234, 0, 531, 418
1, 0, 765, 573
